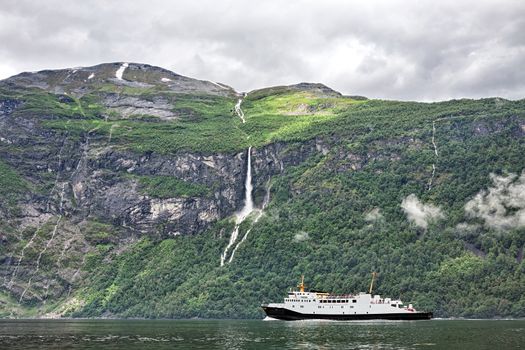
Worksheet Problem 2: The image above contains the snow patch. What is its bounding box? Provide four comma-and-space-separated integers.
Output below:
115, 63, 128, 80
161, 77, 172, 82
88, 73, 95, 80
0, 137, 12, 144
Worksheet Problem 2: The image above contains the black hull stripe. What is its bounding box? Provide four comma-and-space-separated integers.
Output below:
262, 306, 433, 321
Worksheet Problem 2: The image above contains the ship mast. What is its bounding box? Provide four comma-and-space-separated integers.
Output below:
369, 272, 377, 294
298, 275, 306, 293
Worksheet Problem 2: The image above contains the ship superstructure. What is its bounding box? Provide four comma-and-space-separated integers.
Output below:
261, 274, 433, 321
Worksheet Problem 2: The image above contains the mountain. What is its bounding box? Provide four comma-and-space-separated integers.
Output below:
0, 63, 524, 318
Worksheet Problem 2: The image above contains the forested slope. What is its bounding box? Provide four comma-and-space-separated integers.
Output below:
0, 63, 523, 318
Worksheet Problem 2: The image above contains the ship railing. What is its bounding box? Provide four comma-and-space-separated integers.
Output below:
327, 294, 354, 298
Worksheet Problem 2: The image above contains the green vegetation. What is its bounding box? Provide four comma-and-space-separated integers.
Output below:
2, 77, 525, 319
136, 175, 211, 198
0, 160, 29, 214
0, 160, 28, 198
44, 93, 250, 153
69, 96, 525, 319
5, 88, 103, 119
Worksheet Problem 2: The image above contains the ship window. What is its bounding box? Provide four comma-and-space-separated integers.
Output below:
391, 304, 396, 307
352, 300, 357, 303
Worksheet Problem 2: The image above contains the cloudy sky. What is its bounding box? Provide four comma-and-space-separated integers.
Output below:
0, 0, 523, 101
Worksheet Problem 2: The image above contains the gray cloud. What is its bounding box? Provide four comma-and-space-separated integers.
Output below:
401, 194, 444, 229
465, 172, 525, 231
0, 0, 524, 100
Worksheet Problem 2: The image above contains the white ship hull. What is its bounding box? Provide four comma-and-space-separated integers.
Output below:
262, 289, 432, 321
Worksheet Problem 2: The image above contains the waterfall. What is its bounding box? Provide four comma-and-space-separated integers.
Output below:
234, 94, 246, 123
220, 147, 255, 266
237, 146, 254, 221
228, 180, 271, 263
427, 120, 438, 191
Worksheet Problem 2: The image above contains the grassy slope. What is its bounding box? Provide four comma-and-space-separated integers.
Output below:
2, 83, 525, 318
72, 91, 525, 318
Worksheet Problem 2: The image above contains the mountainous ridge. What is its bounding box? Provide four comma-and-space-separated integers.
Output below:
0, 62, 524, 319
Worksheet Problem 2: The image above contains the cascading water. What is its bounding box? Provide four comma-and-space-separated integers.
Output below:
234, 93, 246, 123
19, 183, 66, 303
220, 146, 254, 266
237, 145, 254, 220
228, 180, 271, 263
427, 120, 439, 191
219, 93, 270, 265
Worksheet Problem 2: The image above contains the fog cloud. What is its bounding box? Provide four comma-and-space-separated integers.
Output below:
0, 0, 524, 101
401, 194, 444, 229
365, 208, 383, 222
465, 172, 525, 231
294, 231, 309, 242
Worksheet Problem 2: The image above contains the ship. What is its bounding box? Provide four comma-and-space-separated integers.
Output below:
261, 273, 433, 321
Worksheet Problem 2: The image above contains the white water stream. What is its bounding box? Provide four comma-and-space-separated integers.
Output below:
428, 120, 439, 191
220, 146, 254, 266
228, 180, 271, 263
19, 183, 66, 303
7, 136, 68, 288
427, 116, 465, 191
234, 94, 246, 123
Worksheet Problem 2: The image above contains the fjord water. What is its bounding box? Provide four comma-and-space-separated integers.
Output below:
0, 319, 523, 349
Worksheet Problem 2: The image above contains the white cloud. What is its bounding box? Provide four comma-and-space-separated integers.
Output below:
294, 231, 309, 242
454, 223, 482, 237
0, 0, 524, 100
401, 194, 444, 229
365, 208, 383, 222
465, 172, 525, 231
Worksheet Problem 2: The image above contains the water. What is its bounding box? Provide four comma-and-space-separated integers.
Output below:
0, 319, 523, 349
220, 146, 255, 266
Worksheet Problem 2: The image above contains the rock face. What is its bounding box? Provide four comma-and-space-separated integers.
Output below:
1, 62, 523, 318
0, 63, 331, 307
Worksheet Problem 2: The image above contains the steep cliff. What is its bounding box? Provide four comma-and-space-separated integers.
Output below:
0, 63, 524, 318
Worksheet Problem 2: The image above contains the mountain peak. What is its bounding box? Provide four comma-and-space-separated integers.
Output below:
1, 62, 237, 97
289, 82, 342, 97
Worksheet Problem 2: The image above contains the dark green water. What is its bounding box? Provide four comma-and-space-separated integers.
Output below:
0, 319, 523, 349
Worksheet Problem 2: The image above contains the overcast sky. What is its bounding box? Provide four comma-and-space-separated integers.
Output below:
0, 0, 523, 101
